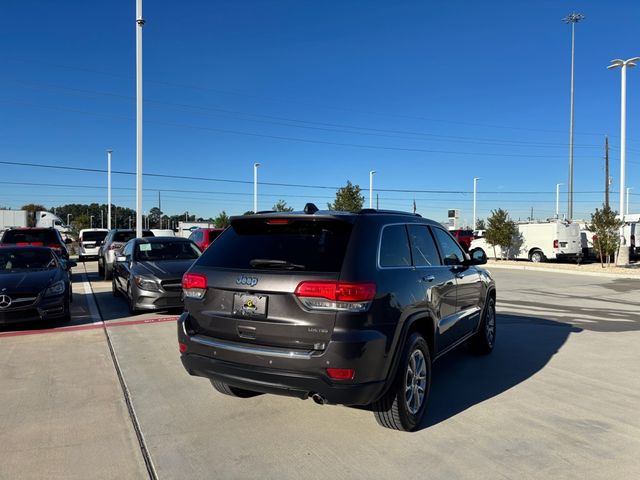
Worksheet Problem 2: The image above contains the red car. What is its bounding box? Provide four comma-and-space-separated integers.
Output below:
450, 229, 474, 252
0, 228, 70, 259
188, 228, 224, 252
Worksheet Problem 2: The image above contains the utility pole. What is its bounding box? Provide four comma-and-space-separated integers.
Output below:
369, 170, 376, 209
473, 177, 479, 230
556, 183, 562, 218
253, 163, 260, 213
158, 190, 161, 229
604, 136, 610, 208
563, 12, 585, 221
135, 0, 145, 238
101, 210, 104, 229
376, 193, 379, 210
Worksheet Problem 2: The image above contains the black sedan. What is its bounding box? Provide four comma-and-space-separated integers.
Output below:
0, 247, 75, 325
112, 237, 201, 314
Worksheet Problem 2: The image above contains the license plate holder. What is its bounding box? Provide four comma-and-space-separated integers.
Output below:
233, 293, 268, 319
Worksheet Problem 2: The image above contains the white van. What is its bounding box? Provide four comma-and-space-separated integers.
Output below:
78, 228, 109, 261
470, 220, 582, 262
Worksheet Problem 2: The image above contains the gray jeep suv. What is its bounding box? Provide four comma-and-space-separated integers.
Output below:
178, 206, 496, 431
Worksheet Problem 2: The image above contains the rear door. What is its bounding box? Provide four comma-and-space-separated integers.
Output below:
185, 216, 354, 351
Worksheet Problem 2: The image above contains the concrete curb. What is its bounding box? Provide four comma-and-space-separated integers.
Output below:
485, 262, 640, 280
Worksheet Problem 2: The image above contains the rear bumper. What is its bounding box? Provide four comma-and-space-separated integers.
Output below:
177, 313, 389, 406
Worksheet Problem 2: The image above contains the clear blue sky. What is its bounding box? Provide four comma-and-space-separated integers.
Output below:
1, 0, 639, 225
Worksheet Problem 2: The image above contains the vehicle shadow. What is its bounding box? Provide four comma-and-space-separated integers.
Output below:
92, 290, 182, 322
421, 313, 580, 429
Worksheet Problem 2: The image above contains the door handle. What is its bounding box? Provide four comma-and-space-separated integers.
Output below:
421, 275, 435, 283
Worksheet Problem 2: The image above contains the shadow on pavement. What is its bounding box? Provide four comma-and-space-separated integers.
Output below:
421, 313, 580, 429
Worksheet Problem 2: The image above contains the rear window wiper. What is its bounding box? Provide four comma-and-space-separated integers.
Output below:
249, 259, 306, 270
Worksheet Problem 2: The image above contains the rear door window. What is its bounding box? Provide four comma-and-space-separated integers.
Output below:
407, 225, 441, 267
197, 219, 353, 272
82, 231, 108, 242
2, 229, 59, 244
379, 225, 412, 268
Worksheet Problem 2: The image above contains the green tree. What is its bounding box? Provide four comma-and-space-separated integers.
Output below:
148, 207, 163, 228
588, 205, 624, 267
243, 210, 254, 215
475, 218, 486, 230
214, 211, 230, 228
21, 203, 46, 226
272, 200, 294, 212
484, 209, 517, 260
327, 181, 364, 212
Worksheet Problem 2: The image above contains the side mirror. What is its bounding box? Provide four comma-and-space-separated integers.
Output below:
64, 238, 73, 244
66, 260, 77, 269
468, 247, 487, 265
115, 255, 127, 263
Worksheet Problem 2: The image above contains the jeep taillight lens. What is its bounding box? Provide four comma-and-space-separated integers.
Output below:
182, 272, 207, 299
326, 368, 355, 380
294, 281, 376, 312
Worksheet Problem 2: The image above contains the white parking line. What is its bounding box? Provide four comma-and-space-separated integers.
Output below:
81, 271, 103, 325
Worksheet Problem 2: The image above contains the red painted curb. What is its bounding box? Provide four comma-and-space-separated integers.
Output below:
0, 316, 178, 339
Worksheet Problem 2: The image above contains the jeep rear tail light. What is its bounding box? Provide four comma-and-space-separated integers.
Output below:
326, 368, 355, 380
182, 272, 207, 299
294, 281, 376, 312
553, 239, 559, 249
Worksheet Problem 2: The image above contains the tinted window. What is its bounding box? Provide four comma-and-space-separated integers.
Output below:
0, 249, 56, 271
197, 219, 352, 272
82, 231, 108, 242
407, 225, 441, 267
2, 229, 60, 244
379, 225, 411, 268
135, 241, 201, 261
208, 230, 222, 242
432, 227, 466, 265
113, 230, 154, 242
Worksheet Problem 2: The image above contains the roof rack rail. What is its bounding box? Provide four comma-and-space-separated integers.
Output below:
358, 208, 422, 218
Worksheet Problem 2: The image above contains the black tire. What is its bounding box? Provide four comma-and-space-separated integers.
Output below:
60, 295, 72, 322
469, 297, 496, 355
112, 277, 121, 297
78, 255, 84, 262
210, 379, 263, 398
127, 283, 139, 315
372, 332, 431, 431
98, 260, 104, 276
529, 249, 545, 263
103, 264, 112, 281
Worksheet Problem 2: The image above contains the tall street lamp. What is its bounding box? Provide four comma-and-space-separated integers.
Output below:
67, 214, 72, 226
369, 170, 376, 209
135, 0, 145, 239
90, 215, 94, 228
556, 183, 563, 218
608, 57, 640, 219
106, 149, 112, 230
626, 187, 633, 215
472, 177, 479, 231
563, 12, 584, 221
253, 163, 260, 213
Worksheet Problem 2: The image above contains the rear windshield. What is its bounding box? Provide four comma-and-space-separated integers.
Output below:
113, 231, 154, 242
135, 241, 201, 261
2, 229, 59, 244
197, 219, 353, 272
0, 249, 56, 271
82, 231, 108, 242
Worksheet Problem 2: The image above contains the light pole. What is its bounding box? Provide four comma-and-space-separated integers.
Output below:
556, 183, 563, 218
608, 57, 639, 220
101, 210, 104, 229
67, 214, 72, 226
563, 12, 584, 221
90, 215, 94, 228
369, 170, 376, 209
135, 0, 145, 239
472, 177, 479, 230
106, 149, 112, 230
626, 187, 633, 215
253, 163, 260, 213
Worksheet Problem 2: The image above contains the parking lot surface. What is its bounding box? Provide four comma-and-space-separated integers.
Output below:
2, 262, 639, 479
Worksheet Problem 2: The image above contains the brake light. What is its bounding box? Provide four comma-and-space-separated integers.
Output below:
295, 281, 376, 312
179, 342, 188, 353
553, 239, 559, 249
326, 368, 355, 380
266, 219, 289, 225
47, 243, 62, 250
182, 272, 207, 299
